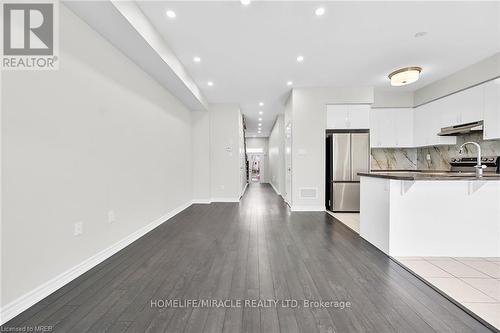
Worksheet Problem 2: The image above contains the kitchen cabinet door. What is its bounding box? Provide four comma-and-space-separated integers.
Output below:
484, 79, 500, 140
394, 108, 414, 147
413, 104, 429, 146
369, 109, 382, 147
348, 104, 370, 129
327, 104, 370, 129
414, 101, 455, 147
370, 108, 413, 148
444, 85, 483, 125
326, 105, 349, 129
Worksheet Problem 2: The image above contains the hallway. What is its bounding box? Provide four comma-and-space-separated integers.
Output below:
3, 184, 491, 332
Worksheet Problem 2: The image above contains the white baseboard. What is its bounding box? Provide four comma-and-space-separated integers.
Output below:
270, 182, 281, 195
211, 197, 240, 203
0, 200, 193, 325
291, 205, 325, 212
192, 199, 212, 204
240, 183, 248, 197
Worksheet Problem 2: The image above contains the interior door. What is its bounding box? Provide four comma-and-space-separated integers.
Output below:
285, 122, 292, 206
351, 133, 370, 181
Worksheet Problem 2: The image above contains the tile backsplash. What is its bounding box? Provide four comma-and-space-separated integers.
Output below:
371, 133, 500, 171
371, 148, 417, 170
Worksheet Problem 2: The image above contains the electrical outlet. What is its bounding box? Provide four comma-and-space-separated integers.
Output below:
108, 210, 116, 224
426, 154, 431, 161
74, 221, 83, 236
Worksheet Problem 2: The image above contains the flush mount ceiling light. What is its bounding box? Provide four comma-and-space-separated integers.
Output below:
193, 56, 201, 63
315, 7, 325, 16
207, 81, 214, 86
166, 10, 176, 19
388, 67, 422, 86
287, 81, 293, 86
258, 117, 262, 121
296, 56, 304, 62
259, 102, 264, 106
259, 111, 263, 115
258, 123, 262, 126
241, 0, 251, 5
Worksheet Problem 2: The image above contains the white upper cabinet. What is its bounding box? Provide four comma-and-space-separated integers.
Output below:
414, 101, 456, 147
326, 104, 370, 129
483, 79, 500, 140
370, 108, 413, 148
440, 84, 484, 127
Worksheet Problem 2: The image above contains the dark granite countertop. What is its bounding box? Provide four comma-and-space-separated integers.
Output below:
358, 171, 500, 181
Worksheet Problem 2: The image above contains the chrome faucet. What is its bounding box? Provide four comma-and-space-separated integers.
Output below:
459, 141, 486, 177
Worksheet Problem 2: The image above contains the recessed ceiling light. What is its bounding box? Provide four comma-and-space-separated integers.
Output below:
258, 123, 262, 126
297, 56, 304, 62
287, 81, 293, 86
388, 67, 422, 86
207, 81, 214, 86
259, 102, 264, 106
315, 7, 325, 16
259, 111, 263, 115
193, 56, 201, 63
240, 0, 251, 5
258, 117, 262, 121
166, 10, 176, 19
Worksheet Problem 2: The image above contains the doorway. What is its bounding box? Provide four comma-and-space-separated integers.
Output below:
248, 154, 265, 183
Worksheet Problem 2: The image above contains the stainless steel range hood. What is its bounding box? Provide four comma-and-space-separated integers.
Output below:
437, 121, 483, 136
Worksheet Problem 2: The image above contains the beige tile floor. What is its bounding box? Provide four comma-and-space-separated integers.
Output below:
326, 212, 360, 233
396, 256, 500, 329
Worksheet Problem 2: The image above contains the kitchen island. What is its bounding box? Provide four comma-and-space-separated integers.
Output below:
359, 172, 500, 257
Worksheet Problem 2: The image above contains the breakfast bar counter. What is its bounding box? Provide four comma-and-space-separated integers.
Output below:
358, 173, 500, 258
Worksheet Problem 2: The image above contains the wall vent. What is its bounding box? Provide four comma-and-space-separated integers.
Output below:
299, 187, 318, 199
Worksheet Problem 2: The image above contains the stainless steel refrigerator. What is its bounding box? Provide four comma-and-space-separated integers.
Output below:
326, 131, 370, 212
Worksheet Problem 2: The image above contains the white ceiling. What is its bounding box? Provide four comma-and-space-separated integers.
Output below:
137, 1, 500, 137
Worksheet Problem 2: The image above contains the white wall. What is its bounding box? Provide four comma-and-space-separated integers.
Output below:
414, 52, 500, 106
246, 137, 269, 183
372, 90, 414, 108
268, 115, 285, 195
209, 104, 242, 201
1, 4, 193, 311
290, 87, 374, 211
192, 111, 210, 202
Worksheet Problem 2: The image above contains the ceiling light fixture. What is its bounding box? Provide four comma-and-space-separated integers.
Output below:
258, 123, 262, 126
259, 111, 263, 115
240, 0, 251, 6
207, 81, 214, 86
259, 102, 264, 106
193, 56, 201, 63
258, 117, 262, 121
315, 7, 325, 16
287, 81, 293, 86
297, 55, 304, 62
388, 67, 422, 86
166, 10, 176, 19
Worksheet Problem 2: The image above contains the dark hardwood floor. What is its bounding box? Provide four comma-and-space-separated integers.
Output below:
2, 183, 493, 332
